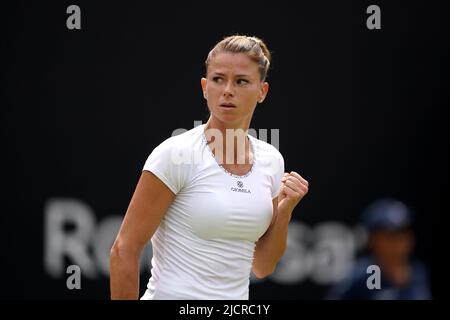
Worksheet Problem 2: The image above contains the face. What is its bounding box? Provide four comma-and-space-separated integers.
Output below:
370, 229, 414, 263
201, 53, 269, 127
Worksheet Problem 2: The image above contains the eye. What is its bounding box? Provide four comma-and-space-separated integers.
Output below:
212, 76, 223, 83
237, 79, 249, 85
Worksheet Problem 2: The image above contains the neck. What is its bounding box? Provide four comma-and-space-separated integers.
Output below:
204, 116, 253, 165
204, 114, 251, 135
375, 255, 411, 286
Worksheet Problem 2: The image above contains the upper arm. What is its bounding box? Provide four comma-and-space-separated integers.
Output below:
113, 170, 176, 253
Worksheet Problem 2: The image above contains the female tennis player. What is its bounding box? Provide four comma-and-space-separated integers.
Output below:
110, 35, 309, 299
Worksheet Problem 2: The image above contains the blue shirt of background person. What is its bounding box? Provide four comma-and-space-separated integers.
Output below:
325, 198, 432, 300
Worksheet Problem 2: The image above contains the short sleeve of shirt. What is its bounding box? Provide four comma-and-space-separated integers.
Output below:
271, 150, 285, 199
142, 138, 192, 195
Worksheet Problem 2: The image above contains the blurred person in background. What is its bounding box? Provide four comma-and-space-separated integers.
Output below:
326, 198, 432, 300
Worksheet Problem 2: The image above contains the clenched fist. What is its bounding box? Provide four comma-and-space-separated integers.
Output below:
278, 171, 309, 214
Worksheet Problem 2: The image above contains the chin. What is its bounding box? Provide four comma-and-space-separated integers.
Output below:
210, 110, 252, 127
222, 115, 246, 125
211, 112, 238, 122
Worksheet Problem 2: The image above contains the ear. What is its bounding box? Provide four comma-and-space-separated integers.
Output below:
201, 77, 207, 99
258, 82, 269, 103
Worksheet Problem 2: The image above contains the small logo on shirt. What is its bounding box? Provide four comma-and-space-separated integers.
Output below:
231, 181, 251, 194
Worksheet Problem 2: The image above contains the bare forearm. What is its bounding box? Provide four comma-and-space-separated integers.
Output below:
253, 210, 292, 276
110, 246, 140, 300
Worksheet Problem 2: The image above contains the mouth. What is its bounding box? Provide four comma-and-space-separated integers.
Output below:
220, 103, 237, 109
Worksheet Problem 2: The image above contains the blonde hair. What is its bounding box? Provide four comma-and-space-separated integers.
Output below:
205, 35, 272, 81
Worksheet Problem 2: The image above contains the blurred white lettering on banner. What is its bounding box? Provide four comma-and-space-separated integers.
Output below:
44, 198, 152, 278
44, 198, 366, 285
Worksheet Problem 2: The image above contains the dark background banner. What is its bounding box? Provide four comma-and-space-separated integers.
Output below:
1, 0, 447, 299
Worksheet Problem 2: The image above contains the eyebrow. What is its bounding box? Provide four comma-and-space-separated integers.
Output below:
211, 72, 251, 78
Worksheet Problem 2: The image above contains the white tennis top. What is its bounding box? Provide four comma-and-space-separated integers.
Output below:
140, 123, 284, 300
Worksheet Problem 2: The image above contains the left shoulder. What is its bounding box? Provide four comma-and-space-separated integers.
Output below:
250, 135, 283, 161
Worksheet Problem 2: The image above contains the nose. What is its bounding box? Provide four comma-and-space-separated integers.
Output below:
223, 80, 234, 98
